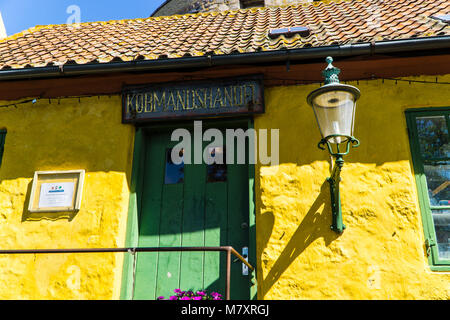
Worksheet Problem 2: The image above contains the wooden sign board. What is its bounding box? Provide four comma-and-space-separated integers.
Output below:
28, 170, 85, 213
122, 76, 265, 123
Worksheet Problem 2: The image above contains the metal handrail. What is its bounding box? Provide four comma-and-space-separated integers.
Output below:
0, 246, 254, 300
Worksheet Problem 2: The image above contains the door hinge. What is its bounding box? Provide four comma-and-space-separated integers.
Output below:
425, 238, 436, 256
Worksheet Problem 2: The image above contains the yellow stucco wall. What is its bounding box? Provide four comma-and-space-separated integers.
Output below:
0, 74, 449, 300
255, 75, 450, 299
0, 96, 134, 299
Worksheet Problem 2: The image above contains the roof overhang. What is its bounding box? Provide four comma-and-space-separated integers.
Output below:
0, 36, 449, 82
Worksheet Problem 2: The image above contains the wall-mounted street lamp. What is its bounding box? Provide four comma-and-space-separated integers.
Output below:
307, 57, 361, 234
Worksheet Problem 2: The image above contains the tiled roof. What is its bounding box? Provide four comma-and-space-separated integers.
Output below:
0, 0, 448, 70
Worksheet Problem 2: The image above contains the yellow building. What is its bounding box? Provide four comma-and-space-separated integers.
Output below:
0, 0, 449, 300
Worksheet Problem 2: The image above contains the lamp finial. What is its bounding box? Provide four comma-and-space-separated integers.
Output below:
322, 56, 341, 85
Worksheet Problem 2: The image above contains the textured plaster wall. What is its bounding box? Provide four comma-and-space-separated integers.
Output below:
0, 96, 134, 299
255, 75, 450, 299
1, 74, 449, 300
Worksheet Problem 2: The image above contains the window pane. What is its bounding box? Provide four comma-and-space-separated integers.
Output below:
415, 116, 450, 159
206, 147, 227, 183
432, 209, 450, 260
424, 162, 450, 206
165, 148, 184, 184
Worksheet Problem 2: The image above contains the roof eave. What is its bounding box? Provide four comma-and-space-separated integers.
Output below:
0, 36, 449, 82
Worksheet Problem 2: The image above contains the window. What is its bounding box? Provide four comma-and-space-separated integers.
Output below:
431, 14, 450, 24
164, 148, 184, 184
406, 108, 450, 268
240, 0, 264, 9
268, 26, 311, 39
206, 147, 227, 183
0, 129, 6, 166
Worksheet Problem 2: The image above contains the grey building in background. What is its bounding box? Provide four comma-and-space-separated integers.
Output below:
152, 0, 314, 16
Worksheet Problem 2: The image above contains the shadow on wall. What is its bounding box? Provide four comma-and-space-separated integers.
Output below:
257, 180, 339, 298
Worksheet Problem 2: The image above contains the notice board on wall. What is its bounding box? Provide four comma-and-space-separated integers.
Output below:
28, 170, 85, 213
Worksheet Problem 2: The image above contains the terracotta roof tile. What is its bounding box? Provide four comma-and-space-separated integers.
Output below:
0, 0, 448, 70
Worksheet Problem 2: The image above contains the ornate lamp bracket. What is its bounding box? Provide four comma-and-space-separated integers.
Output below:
318, 135, 360, 234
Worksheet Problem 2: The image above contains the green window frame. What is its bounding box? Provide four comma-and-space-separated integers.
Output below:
0, 129, 6, 167
406, 107, 450, 270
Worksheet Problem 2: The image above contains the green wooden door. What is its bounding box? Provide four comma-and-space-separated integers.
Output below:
133, 125, 250, 300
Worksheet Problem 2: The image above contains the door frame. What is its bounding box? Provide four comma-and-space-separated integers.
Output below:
120, 117, 257, 300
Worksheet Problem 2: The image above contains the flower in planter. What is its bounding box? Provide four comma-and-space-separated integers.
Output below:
157, 289, 223, 300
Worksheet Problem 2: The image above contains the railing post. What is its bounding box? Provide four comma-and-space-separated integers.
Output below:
128, 248, 137, 300
226, 248, 231, 300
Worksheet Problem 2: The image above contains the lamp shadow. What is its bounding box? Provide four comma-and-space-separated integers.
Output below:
261, 181, 339, 298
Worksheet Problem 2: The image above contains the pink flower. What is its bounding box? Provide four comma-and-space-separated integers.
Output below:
165, 289, 223, 301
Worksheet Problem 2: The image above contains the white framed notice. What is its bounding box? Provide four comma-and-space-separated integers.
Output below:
28, 170, 85, 213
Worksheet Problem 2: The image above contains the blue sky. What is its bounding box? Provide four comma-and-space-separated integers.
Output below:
0, 0, 166, 36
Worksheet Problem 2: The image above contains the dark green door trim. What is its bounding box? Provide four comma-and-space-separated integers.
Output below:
120, 117, 257, 299
0, 129, 7, 167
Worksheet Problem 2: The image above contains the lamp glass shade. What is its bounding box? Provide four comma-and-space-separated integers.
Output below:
310, 90, 357, 144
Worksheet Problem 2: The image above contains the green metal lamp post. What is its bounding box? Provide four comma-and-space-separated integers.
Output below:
307, 57, 361, 234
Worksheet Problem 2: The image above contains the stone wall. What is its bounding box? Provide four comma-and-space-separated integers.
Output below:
152, 0, 313, 16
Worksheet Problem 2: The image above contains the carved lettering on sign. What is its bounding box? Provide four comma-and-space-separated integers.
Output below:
122, 77, 264, 123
